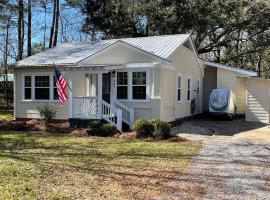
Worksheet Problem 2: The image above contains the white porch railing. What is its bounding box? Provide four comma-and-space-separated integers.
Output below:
114, 100, 134, 128
101, 100, 122, 131
72, 97, 124, 131
72, 97, 98, 119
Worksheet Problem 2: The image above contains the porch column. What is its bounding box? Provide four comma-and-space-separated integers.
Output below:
85, 74, 90, 96
97, 73, 103, 118
68, 75, 73, 118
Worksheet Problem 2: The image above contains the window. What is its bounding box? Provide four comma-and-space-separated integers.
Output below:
53, 77, 58, 100
177, 75, 182, 102
187, 78, 191, 102
24, 76, 32, 100
35, 76, 50, 100
132, 72, 146, 100
117, 72, 128, 99
197, 80, 200, 95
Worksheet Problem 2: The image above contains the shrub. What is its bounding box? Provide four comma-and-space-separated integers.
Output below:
37, 104, 58, 125
150, 119, 171, 140
88, 120, 118, 137
134, 119, 154, 138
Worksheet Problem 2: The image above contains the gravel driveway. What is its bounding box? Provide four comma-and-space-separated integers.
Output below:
157, 121, 270, 200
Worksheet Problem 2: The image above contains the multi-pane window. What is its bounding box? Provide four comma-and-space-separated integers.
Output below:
117, 72, 128, 99
53, 77, 58, 100
35, 76, 50, 100
187, 78, 191, 101
24, 76, 32, 100
197, 80, 200, 95
132, 72, 146, 100
177, 75, 182, 102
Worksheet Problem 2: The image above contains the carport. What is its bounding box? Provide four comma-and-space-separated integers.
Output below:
202, 61, 257, 114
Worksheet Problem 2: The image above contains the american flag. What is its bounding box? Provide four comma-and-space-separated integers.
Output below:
54, 68, 68, 105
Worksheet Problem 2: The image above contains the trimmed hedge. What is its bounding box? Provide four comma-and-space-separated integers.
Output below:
134, 119, 154, 138
150, 119, 171, 140
134, 119, 171, 140
88, 120, 118, 137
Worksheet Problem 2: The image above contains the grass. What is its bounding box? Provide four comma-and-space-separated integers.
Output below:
0, 132, 201, 200
0, 110, 13, 120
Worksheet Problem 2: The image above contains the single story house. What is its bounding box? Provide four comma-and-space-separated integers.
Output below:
11, 34, 204, 131
11, 34, 267, 130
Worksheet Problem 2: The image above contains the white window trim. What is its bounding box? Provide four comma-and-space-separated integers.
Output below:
21, 72, 59, 103
187, 77, 192, 102
176, 74, 182, 103
116, 69, 150, 102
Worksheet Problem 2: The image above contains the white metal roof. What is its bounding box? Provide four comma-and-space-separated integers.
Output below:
14, 34, 190, 67
203, 61, 257, 77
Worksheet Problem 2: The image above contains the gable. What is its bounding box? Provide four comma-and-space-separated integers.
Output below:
168, 43, 203, 76
79, 42, 163, 65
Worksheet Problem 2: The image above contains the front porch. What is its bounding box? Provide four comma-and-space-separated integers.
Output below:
68, 66, 140, 131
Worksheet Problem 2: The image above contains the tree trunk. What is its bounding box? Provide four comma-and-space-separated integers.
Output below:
43, 0, 47, 50
257, 53, 262, 78
49, 0, 56, 48
53, 0, 59, 47
17, 0, 24, 61
4, 20, 9, 107
27, 0, 32, 56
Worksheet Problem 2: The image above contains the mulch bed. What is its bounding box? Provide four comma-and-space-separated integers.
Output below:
0, 119, 188, 142
0, 119, 74, 134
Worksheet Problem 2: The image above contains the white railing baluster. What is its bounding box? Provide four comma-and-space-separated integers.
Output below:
114, 100, 135, 129
72, 97, 134, 132
72, 97, 98, 119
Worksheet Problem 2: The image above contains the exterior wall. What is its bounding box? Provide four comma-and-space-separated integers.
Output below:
160, 46, 203, 122
246, 79, 270, 123
14, 68, 87, 120
203, 67, 217, 111
216, 69, 247, 114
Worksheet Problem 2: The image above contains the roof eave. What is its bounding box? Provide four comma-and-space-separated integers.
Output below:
203, 61, 257, 77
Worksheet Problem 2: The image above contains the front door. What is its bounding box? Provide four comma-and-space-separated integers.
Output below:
102, 73, 111, 103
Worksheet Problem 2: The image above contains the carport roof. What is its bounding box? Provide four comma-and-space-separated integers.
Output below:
203, 61, 257, 77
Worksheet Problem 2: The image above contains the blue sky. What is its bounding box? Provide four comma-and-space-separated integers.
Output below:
0, 0, 89, 66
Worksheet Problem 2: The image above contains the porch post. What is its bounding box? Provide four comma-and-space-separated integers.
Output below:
97, 73, 103, 118
85, 74, 90, 96
68, 76, 73, 118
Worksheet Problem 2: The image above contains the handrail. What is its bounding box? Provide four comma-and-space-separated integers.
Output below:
114, 100, 134, 128
101, 100, 122, 132
72, 97, 125, 131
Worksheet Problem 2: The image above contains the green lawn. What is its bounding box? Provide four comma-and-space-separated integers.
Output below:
0, 111, 13, 120
0, 132, 201, 200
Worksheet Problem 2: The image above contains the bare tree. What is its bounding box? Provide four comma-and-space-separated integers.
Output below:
27, 0, 31, 56
49, 0, 59, 48
17, 0, 24, 60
